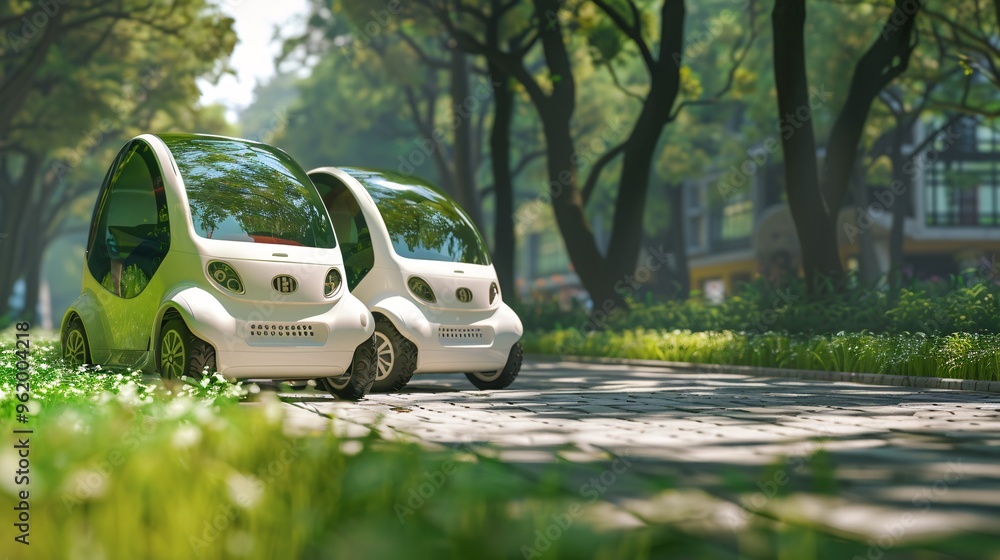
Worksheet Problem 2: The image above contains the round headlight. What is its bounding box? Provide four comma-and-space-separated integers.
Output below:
325, 268, 343, 298
207, 261, 244, 294
407, 276, 436, 304
490, 282, 500, 304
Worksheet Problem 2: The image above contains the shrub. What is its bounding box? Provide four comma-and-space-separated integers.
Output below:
526, 328, 1000, 381
517, 276, 1000, 336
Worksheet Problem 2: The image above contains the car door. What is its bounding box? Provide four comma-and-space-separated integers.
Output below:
85, 140, 171, 361
312, 174, 375, 290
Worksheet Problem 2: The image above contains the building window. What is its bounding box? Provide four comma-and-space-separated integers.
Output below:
925, 119, 1000, 227
720, 197, 754, 240
685, 182, 706, 251
926, 160, 1000, 227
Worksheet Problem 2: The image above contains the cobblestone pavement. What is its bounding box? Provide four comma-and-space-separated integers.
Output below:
281, 359, 1000, 548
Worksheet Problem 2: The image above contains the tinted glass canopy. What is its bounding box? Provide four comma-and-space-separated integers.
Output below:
159, 134, 336, 248
342, 168, 491, 265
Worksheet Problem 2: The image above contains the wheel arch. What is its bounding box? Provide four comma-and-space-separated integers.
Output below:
369, 295, 433, 344
59, 309, 89, 358
59, 309, 84, 340
59, 290, 111, 362
151, 303, 190, 372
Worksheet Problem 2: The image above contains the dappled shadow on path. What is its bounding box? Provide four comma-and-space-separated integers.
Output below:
278, 359, 1000, 555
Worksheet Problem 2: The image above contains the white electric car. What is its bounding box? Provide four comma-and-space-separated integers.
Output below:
60, 133, 377, 399
307, 167, 523, 392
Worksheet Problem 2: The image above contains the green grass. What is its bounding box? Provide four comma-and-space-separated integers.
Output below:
518, 277, 1000, 336
525, 328, 1000, 380
516, 276, 1000, 380
1, 334, 995, 559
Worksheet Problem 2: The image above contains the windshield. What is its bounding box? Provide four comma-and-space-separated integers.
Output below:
160, 134, 336, 248
343, 169, 491, 265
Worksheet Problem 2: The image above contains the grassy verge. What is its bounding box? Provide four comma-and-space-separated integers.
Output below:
524, 329, 1000, 380
518, 278, 1000, 336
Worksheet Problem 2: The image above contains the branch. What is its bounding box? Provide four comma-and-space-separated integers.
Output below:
582, 141, 627, 205
403, 85, 433, 136
512, 149, 546, 179
413, 0, 549, 108
905, 113, 964, 160
604, 62, 645, 102
397, 28, 450, 70
478, 147, 546, 197
822, 0, 922, 211
591, 0, 655, 71
671, 0, 761, 120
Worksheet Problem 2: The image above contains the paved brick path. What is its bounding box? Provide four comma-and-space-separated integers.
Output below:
281, 359, 1000, 549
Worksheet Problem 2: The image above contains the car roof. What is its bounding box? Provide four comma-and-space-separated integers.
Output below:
153, 132, 273, 149
338, 167, 452, 199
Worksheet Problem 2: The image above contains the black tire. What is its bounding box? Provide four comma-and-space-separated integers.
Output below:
159, 317, 216, 384
465, 342, 522, 390
63, 317, 91, 367
320, 334, 377, 400
371, 318, 417, 393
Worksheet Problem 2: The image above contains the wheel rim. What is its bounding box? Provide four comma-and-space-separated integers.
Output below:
326, 371, 351, 390
161, 330, 186, 380
472, 366, 504, 382
65, 330, 86, 365
374, 332, 394, 380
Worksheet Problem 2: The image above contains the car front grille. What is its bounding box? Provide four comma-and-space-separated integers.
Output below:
244, 322, 326, 345
438, 326, 493, 346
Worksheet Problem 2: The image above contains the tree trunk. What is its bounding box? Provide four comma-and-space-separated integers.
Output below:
514, 0, 624, 309
888, 122, 911, 296
821, 0, 921, 213
667, 183, 690, 299
440, 0, 624, 308
605, 103, 671, 277
647, 182, 689, 300
851, 161, 881, 286
541, 118, 623, 308
18, 248, 43, 325
403, 84, 458, 198
0, 153, 40, 325
0, 15, 62, 137
772, 0, 844, 293
772, 0, 920, 294
605, 0, 685, 280
489, 65, 516, 303
449, 50, 484, 231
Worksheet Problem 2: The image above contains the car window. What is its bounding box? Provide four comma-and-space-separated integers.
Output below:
87, 141, 170, 298
313, 173, 374, 290
342, 169, 491, 266
160, 134, 336, 249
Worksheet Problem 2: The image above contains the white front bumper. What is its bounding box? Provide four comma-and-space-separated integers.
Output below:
373, 296, 523, 374
169, 287, 374, 379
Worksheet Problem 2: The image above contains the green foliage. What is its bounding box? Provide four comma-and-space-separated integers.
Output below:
520, 275, 1000, 379
275, 46, 418, 172
99, 265, 151, 299
120, 265, 149, 299
525, 328, 1000, 380
0, 336, 245, 418
100, 272, 115, 294
519, 277, 1000, 336
0, 0, 237, 324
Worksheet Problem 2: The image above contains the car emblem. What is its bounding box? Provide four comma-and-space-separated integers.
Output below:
272, 275, 298, 294
456, 287, 473, 303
